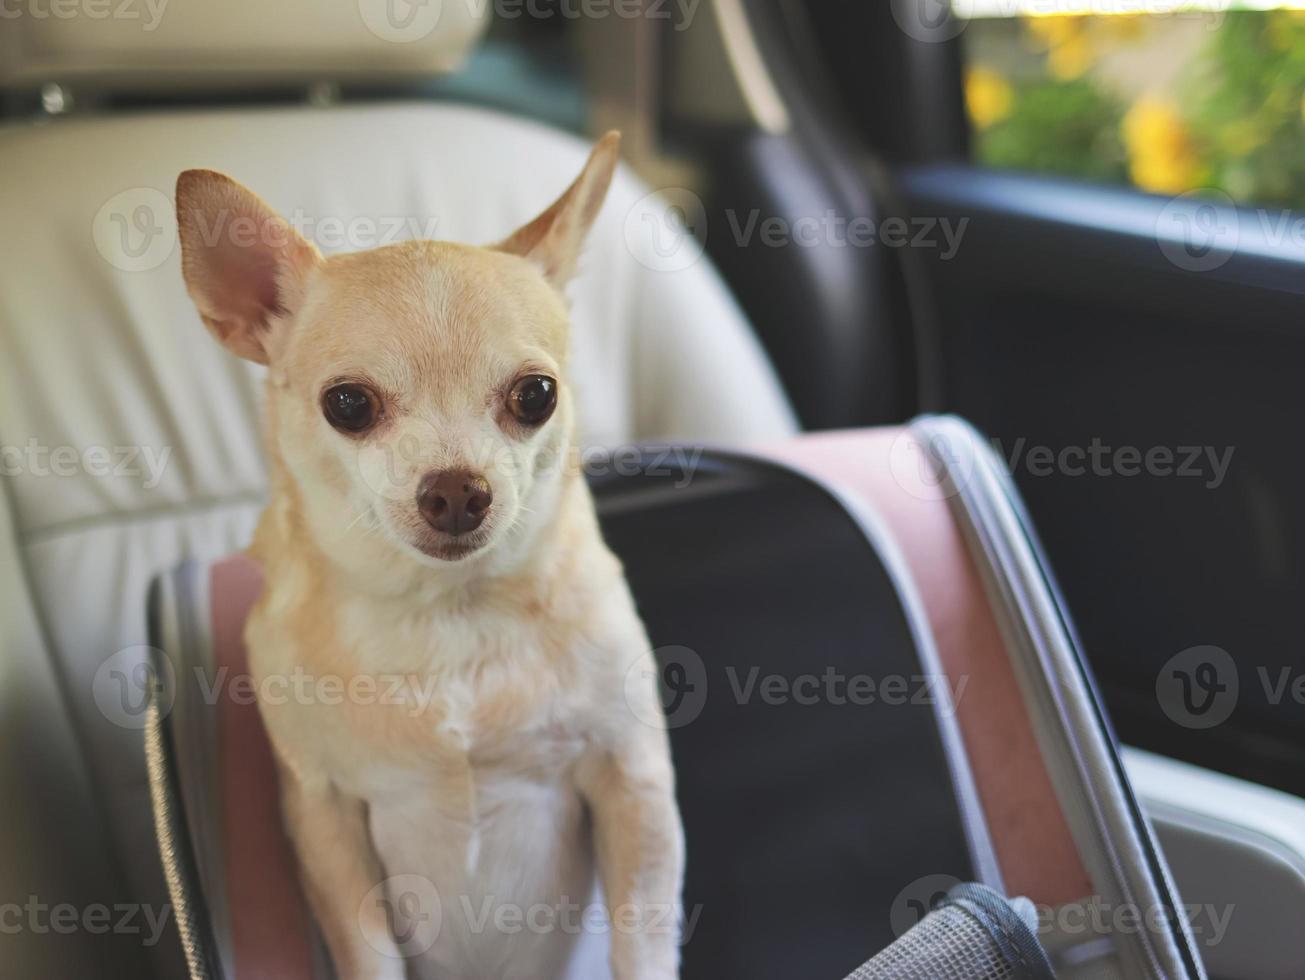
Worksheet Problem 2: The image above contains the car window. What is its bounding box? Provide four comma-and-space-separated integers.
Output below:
960, 3, 1305, 209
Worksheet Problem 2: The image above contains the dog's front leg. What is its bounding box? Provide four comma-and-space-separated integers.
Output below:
279, 768, 406, 980
578, 720, 685, 980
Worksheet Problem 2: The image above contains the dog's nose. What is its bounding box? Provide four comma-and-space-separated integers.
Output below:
416, 470, 493, 536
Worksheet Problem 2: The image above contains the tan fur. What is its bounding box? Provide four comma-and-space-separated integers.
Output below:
177, 133, 683, 980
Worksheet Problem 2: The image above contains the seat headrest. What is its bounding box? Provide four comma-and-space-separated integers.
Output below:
0, 0, 490, 93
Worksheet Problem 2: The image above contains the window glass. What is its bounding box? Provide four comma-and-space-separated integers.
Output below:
961, 3, 1305, 208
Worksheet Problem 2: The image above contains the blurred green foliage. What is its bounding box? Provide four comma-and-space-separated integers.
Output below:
968, 10, 1305, 208
979, 76, 1127, 183
1190, 11, 1305, 208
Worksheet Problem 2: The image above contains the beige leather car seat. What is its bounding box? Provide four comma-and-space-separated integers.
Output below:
0, 5, 797, 976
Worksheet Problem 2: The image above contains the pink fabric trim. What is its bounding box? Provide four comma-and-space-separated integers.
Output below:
210, 556, 317, 980
763, 429, 1094, 906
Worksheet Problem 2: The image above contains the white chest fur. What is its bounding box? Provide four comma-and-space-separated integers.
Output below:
252, 587, 618, 980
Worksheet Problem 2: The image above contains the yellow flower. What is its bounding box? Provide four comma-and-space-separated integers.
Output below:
1024, 15, 1084, 51
1024, 15, 1095, 81
1123, 98, 1203, 195
1047, 34, 1094, 80
1100, 13, 1146, 43
965, 67, 1014, 130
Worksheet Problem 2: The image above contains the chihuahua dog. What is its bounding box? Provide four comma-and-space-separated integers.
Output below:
175, 134, 684, 980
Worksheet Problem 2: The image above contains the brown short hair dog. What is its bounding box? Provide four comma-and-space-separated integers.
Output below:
177, 133, 684, 980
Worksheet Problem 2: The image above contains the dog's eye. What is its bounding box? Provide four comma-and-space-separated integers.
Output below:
507, 375, 557, 426
322, 383, 379, 434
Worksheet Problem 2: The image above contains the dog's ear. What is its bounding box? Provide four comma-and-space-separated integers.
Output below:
498, 131, 621, 286
176, 170, 321, 365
